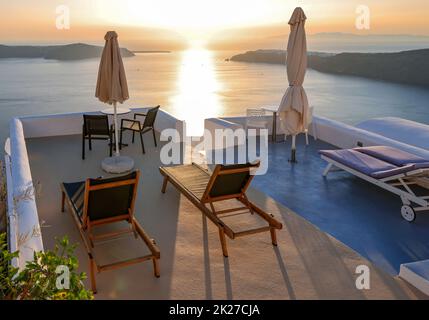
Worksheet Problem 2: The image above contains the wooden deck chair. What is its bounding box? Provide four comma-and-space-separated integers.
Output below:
159, 162, 282, 257
60, 170, 160, 293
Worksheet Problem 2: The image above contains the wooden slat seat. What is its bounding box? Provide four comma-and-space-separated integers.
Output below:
160, 163, 283, 257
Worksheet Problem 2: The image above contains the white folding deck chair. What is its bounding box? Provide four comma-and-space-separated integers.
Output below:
320, 146, 429, 222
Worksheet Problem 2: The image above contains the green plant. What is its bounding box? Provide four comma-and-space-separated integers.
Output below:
0, 233, 93, 300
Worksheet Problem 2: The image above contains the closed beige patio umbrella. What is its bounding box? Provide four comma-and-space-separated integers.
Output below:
96, 31, 134, 173
278, 7, 310, 163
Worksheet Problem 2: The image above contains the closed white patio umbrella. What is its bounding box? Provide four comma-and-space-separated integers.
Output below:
96, 31, 134, 173
278, 7, 310, 163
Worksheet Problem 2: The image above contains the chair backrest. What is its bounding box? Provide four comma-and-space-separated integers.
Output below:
143, 106, 160, 129
202, 162, 260, 202
84, 171, 139, 222
83, 114, 110, 136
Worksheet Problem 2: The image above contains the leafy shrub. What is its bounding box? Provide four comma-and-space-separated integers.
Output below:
0, 233, 93, 300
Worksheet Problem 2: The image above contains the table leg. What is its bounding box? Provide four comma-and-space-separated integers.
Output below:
272, 112, 277, 142
108, 116, 128, 149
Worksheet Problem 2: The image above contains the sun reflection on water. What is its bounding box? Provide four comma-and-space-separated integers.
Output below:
170, 47, 223, 136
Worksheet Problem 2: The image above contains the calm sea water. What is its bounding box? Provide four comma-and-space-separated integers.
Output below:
1, 50, 429, 143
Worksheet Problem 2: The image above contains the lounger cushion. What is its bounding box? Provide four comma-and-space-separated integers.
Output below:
62, 181, 85, 221
412, 162, 429, 169
320, 149, 399, 178
355, 146, 428, 166
370, 164, 416, 179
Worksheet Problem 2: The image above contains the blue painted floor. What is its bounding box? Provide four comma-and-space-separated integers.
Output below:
252, 135, 429, 275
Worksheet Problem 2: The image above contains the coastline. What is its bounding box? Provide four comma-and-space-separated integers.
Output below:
230, 49, 429, 88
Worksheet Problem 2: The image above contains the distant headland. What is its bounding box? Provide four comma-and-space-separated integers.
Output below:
0, 43, 135, 60
230, 49, 429, 88
132, 50, 171, 54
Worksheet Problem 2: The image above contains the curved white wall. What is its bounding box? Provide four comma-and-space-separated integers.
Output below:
313, 116, 429, 158
9, 118, 44, 269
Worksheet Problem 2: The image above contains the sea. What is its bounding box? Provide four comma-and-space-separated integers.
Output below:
1, 49, 429, 143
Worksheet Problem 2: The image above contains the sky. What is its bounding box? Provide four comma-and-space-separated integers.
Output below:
1, 0, 429, 50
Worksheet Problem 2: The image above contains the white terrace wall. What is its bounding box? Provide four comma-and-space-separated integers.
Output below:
314, 116, 429, 159
7, 118, 44, 269
212, 115, 429, 159
20, 107, 186, 140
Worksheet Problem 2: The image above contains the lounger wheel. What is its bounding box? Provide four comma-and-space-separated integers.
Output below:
401, 205, 416, 222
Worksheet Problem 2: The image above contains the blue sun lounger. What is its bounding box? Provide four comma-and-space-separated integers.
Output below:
320, 146, 429, 222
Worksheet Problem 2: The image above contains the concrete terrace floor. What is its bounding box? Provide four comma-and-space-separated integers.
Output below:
26, 132, 426, 299
252, 135, 429, 276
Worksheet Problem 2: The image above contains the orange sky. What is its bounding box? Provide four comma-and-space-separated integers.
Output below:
1, 0, 428, 50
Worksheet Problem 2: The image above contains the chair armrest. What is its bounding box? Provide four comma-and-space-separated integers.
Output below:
134, 112, 147, 120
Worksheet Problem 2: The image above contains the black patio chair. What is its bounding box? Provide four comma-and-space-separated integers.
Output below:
82, 114, 113, 160
119, 106, 160, 154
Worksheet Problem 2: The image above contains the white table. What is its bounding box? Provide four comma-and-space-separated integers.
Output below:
100, 107, 134, 174
101, 107, 131, 116
262, 106, 279, 142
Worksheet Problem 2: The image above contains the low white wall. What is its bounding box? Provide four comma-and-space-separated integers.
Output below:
214, 114, 429, 158
4, 144, 18, 268
8, 118, 44, 269
220, 115, 286, 135
19, 107, 187, 142
156, 109, 187, 142
356, 117, 429, 151
204, 118, 245, 151
312, 116, 429, 158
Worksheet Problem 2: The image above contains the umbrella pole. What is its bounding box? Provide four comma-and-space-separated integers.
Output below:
289, 135, 297, 163
113, 102, 120, 157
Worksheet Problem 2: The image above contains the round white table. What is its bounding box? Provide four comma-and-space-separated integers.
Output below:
101, 107, 131, 116
100, 107, 134, 174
